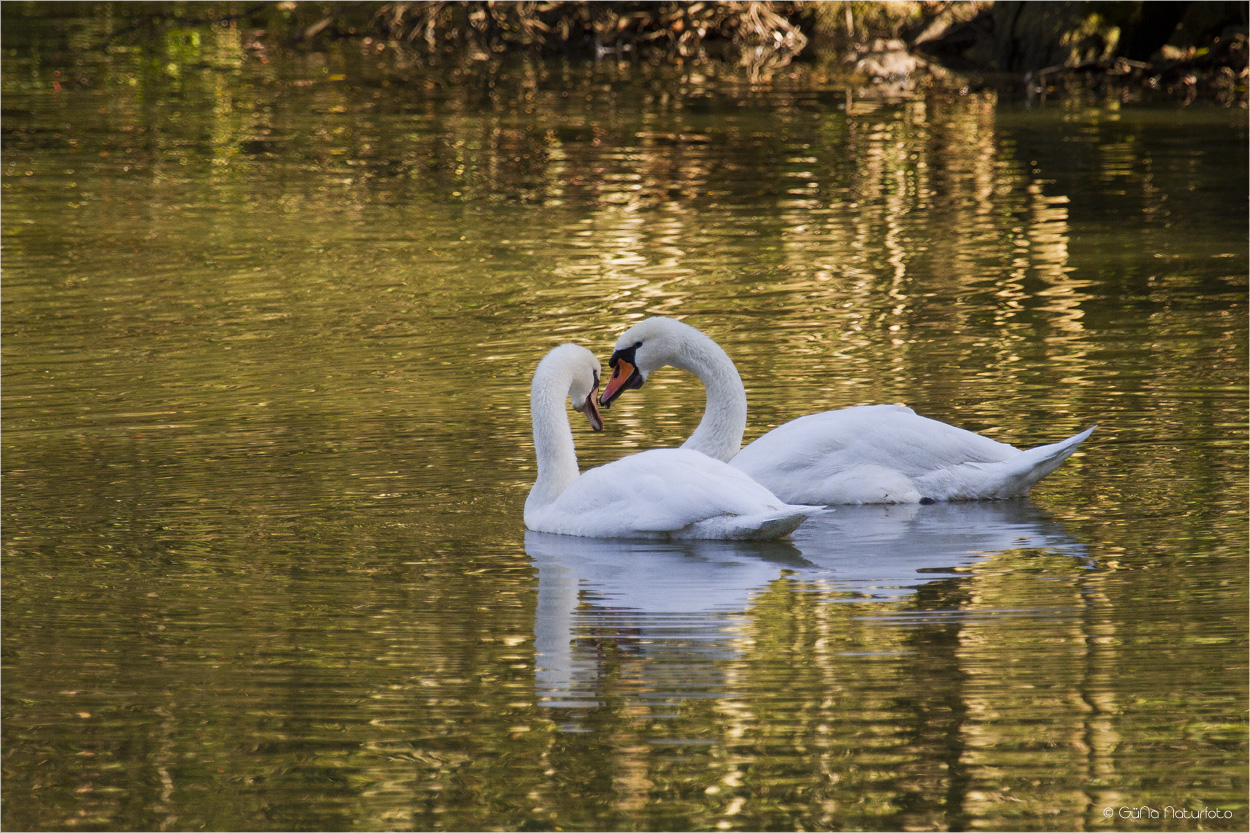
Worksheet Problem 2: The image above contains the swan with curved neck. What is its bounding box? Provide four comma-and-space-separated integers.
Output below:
599, 318, 1095, 505
524, 343, 819, 539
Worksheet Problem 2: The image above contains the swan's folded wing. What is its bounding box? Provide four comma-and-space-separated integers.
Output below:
732, 405, 1025, 503
736, 405, 1018, 476
734, 406, 1093, 504
544, 448, 809, 537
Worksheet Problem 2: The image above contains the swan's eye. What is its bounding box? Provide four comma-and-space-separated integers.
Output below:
633, 341, 642, 349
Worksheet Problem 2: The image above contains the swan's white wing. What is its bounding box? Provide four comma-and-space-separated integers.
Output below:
739, 405, 1017, 472
529, 448, 819, 539
732, 404, 1026, 504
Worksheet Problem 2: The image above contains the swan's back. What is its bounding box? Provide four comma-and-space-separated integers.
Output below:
735, 405, 1012, 470
732, 404, 1092, 504
525, 448, 819, 540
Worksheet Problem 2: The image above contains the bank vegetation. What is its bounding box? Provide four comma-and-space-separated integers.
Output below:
90, 1, 1250, 103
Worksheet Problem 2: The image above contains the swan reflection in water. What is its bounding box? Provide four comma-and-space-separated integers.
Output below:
526, 500, 1088, 709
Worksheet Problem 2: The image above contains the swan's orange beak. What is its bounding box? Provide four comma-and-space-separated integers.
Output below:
600, 358, 641, 408
574, 389, 604, 432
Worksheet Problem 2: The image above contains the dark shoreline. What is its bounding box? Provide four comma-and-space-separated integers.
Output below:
8, 1, 1248, 106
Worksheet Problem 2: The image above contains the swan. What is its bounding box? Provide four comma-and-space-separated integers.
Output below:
524, 343, 820, 539
597, 317, 1095, 505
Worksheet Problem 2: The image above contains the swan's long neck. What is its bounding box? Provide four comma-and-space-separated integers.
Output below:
673, 331, 747, 463
527, 358, 581, 512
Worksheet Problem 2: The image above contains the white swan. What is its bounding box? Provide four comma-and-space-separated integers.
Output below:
598, 318, 1095, 505
524, 343, 820, 539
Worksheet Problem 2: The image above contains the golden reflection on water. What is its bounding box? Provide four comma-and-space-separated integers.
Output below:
2, 16, 1247, 832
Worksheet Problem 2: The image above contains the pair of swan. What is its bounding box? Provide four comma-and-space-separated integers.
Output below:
526, 319, 1094, 540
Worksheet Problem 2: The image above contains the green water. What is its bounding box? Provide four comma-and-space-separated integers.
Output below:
3, 8, 1247, 832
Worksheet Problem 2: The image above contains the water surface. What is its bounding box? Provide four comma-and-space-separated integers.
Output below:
3, 9, 1247, 832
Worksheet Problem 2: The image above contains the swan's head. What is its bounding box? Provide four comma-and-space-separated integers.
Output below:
600, 317, 708, 408
536, 343, 604, 431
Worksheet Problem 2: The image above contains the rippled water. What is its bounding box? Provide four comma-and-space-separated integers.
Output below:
3, 9, 1247, 832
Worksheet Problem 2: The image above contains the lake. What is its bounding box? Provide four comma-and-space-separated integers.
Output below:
2, 7, 1247, 832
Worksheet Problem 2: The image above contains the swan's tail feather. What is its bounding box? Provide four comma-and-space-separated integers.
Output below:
1016, 425, 1096, 481
740, 507, 824, 540
678, 506, 825, 541
988, 425, 1097, 497
914, 425, 1095, 501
